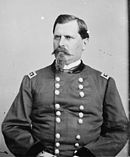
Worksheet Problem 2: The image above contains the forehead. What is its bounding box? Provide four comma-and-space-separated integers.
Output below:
54, 20, 79, 35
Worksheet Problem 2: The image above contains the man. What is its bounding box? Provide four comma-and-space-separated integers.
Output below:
2, 14, 128, 157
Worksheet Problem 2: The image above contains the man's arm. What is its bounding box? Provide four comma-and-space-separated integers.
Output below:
2, 76, 43, 157
75, 78, 128, 157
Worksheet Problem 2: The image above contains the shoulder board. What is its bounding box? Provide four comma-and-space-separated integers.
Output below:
100, 72, 109, 80
28, 71, 37, 79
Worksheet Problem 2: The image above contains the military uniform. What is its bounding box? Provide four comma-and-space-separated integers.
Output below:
2, 61, 128, 157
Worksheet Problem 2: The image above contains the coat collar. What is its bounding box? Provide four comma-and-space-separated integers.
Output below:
51, 60, 85, 74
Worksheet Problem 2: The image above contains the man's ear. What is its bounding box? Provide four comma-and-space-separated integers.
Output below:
82, 38, 88, 50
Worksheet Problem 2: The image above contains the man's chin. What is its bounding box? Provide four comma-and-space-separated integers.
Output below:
55, 52, 65, 71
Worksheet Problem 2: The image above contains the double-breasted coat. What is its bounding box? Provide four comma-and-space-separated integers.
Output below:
2, 61, 128, 157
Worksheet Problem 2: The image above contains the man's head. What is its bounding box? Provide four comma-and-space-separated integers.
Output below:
52, 14, 89, 70
53, 14, 89, 39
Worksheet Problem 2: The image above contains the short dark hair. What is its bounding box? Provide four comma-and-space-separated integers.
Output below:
53, 14, 89, 39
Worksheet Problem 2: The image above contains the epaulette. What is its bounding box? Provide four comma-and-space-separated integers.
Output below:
28, 71, 37, 79
100, 72, 109, 80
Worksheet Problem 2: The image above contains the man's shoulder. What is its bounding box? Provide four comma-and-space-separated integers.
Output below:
27, 64, 53, 80
83, 64, 110, 80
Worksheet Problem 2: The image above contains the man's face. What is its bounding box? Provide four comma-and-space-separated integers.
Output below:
53, 20, 87, 65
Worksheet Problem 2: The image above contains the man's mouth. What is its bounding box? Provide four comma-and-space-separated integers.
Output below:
52, 46, 71, 56
52, 47, 73, 71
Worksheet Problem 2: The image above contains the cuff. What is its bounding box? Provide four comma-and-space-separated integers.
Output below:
74, 147, 95, 157
26, 141, 44, 156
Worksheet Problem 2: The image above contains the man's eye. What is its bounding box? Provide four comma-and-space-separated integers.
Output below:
65, 36, 71, 40
54, 36, 61, 40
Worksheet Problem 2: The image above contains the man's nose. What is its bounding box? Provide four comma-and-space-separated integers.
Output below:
59, 36, 65, 46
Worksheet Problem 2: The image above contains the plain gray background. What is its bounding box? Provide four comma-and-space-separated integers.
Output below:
0, 0, 128, 156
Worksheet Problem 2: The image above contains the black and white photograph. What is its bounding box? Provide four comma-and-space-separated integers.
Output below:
0, 0, 129, 157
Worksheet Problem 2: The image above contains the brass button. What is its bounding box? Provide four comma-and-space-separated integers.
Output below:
79, 112, 84, 118
56, 117, 61, 123
78, 119, 83, 124
55, 90, 60, 95
55, 104, 60, 109
56, 111, 61, 116
55, 83, 60, 88
55, 149, 59, 154
74, 150, 78, 154
78, 77, 83, 83
78, 84, 83, 89
56, 133, 60, 139
55, 77, 60, 82
79, 105, 84, 110
79, 91, 84, 97
75, 143, 79, 147
55, 142, 60, 147
76, 135, 81, 140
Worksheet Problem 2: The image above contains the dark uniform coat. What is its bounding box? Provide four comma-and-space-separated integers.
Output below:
2, 61, 128, 157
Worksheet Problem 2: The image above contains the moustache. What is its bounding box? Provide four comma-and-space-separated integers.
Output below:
52, 47, 71, 56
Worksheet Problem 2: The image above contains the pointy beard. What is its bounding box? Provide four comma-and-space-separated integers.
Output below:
55, 52, 66, 71
52, 46, 70, 72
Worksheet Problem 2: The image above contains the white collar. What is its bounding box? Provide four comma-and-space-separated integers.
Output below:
63, 60, 81, 70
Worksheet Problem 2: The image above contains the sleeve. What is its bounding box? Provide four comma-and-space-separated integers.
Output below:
1, 76, 44, 157
77, 78, 128, 157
